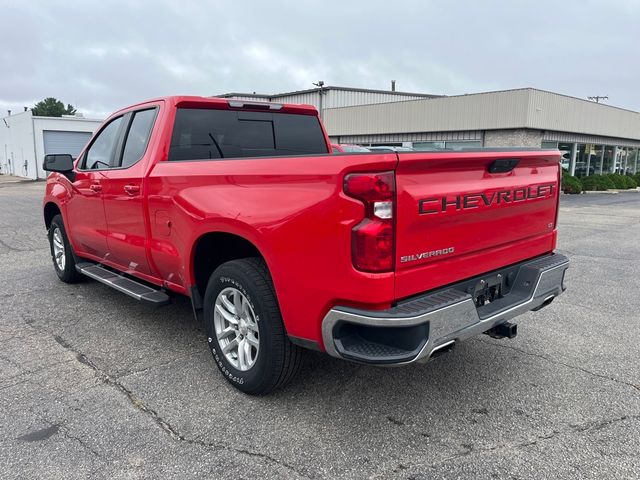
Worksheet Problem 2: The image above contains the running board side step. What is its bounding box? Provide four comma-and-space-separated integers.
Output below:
75, 262, 170, 306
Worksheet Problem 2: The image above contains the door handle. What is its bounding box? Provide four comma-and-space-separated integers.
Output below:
488, 159, 520, 173
89, 183, 102, 192
124, 184, 140, 195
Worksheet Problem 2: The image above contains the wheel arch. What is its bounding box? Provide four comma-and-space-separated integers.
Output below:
190, 231, 270, 300
43, 201, 62, 230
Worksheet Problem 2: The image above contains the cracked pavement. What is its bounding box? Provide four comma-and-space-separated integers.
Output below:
0, 180, 639, 479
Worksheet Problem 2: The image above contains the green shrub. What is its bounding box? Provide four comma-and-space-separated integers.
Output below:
581, 175, 615, 191
605, 173, 637, 189
606, 173, 628, 189
623, 175, 638, 189
632, 173, 640, 185
561, 174, 582, 194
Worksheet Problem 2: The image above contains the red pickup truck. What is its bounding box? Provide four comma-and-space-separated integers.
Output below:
43, 96, 569, 394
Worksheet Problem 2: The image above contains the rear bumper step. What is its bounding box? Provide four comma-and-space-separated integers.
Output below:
76, 262, 170, 306
322, 253, 569, 365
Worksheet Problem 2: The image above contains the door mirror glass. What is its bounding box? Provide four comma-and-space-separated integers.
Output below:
43, 154, 74, 172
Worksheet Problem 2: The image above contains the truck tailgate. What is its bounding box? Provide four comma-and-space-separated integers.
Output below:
394, 150, 560, 299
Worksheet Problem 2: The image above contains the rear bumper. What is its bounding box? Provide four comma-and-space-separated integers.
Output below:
321, 253, 569, 365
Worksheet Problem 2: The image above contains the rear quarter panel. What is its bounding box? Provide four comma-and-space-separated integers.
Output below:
146, 153, 398, 345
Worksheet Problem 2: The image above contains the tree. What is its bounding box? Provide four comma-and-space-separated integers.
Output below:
32, 98, 77, 117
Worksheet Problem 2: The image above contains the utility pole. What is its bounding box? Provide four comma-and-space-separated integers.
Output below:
587, 95, 608, 103
312, 80, 325, 119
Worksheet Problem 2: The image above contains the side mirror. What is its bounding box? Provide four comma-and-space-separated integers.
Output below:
43, 154, 74, 173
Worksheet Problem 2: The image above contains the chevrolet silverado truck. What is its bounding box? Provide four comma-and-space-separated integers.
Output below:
42, 96, 569, 394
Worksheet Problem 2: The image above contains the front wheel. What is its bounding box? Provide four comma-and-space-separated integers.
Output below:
48, 214, 83, 283
203, 258, 303, 395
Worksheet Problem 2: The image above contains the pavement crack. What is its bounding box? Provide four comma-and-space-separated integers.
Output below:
0, 358, 74, 384
56, 423, 103, 459
114, 355, 198, 380
568, 414, 639, 433
414, 414, 640, 473
0, 378, 30, 392
0, 237, 25, 252
51, 333, 312, 479
21, 414, 105, 460
0, 332, 38, 343
477, 338, 640, 394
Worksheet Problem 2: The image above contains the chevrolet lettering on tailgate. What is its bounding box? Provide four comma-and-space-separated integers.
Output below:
418, 182, 556, 215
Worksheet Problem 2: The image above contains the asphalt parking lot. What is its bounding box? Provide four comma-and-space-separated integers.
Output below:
0, 179, 639, 479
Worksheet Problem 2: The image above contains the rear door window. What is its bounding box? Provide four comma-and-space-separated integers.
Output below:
168, 108, 327, 161
120, 108, 157, 168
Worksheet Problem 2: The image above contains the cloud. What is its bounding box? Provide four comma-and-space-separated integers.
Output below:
1, 0, 638, 119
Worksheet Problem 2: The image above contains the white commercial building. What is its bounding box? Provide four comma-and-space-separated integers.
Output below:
0, 110, 103, 180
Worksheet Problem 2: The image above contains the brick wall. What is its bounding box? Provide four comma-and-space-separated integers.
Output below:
484, 129, 543, 148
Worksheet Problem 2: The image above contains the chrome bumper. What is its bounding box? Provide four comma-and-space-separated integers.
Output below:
321, 253, 569, 365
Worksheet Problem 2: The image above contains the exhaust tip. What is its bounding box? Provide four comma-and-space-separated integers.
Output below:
429, 340, 456, 359
532, 295, 555, 312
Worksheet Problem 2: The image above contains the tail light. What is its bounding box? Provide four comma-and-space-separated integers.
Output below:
554, 164, 561, 228
343, 171, 395, 272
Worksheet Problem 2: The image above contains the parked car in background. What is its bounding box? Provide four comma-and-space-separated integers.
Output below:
43, 95, 568, 394
331, 144, 370, 153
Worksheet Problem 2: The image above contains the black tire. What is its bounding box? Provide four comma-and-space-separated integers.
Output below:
48, 214, 84, 283
203, 258, 303, 395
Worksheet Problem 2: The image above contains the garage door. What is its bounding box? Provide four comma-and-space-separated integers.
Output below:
43, 130, 92, 158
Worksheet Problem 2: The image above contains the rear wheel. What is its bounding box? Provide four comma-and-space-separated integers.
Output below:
203, 258, 303, 395
48, 214, 83, 283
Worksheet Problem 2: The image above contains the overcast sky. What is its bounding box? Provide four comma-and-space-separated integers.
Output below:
2, 0, 639, 118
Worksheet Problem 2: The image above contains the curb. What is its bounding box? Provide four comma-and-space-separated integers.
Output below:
0, 177, 41, 186
562, 188, 640, 195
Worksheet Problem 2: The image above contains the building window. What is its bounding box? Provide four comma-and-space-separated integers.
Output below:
445, 141, 482, 150
590, 145, 604, 175
566, 143, 603, 178
602, 146, 615, 174
627, 148, 638, 174
576, 144, 585, 176
411, 140, 482, 151
541, 141, 558, 149
412, 141, 445, 150
617, 147, 629, 174
558, 143, 573, 173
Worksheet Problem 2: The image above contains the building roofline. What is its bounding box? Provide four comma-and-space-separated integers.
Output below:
31, 115, 103, 122
215, 92, 274, 99
438, 87, 640, 115
219, 85, 640, 115
216, 85, 442, 99
2, 111, 105, 122
1, 110, 32, 120
526, 87, 640, 114
323, 86, 640, 115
